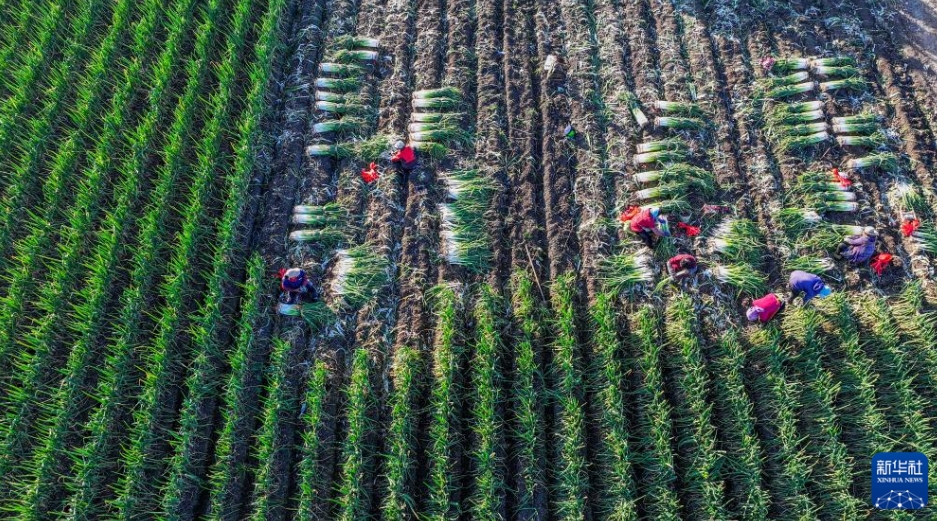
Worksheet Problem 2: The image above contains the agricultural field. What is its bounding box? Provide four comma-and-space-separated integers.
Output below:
2, 0, 937, 518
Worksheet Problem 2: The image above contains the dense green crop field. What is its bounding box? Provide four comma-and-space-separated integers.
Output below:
1, 0, 937, 518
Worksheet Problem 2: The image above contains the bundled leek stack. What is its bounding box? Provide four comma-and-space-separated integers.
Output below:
776, 209, 838, 273
756, 68, 814, 99
310, 36, 380, 140
631, 138, 712, 213
796, 223, 869, 252
706, 217, 768, 297
289, 203, 350, 246
599, 253, 656, 294
438, 170, 494, 272
409, 87, 469, 157
847, 151, 899, 173
911, 224, 937, 255
889, 181, 932, 221
832, 112, 886, 149
791, 171, 859, 213
765, 101, 829, 153
812, 57, 868, 93
329, 245, 390, 309
652, 100, 708, 131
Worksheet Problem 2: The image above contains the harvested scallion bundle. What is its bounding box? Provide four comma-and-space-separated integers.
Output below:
332, 49, 379, 63
774, 122, 829, 137
636, 137, 688, 154
776, 131, 829, 153
654, 116, 705, 130
599, 253, 655, 293
312, 118, 366, 135
632, 164, 715, 193
835, 133, 886, 148
276, 301, 335, 327
292, 203, 348, 225
413, 86, 461, 99
315, 91, 346, 102
411, 141, 448, 158
784, 256, 836, 273
653, 100, 704, 118
710, 218, 766, 267
762, 71, 811, 88
408, 122, 451, 133
709, 264, 767, 297
289, 229, 347, 245
765, 82, 814, 99
413, 97, 461, 110
355, 134, 390, 161
813, 65, 860, 78
642, 198, 691, 214
912, 225, 937, 254
316, 77, 361, 92
811, 56, 857, 68
831, 113, 878, 126
847, 152, 899, 171
814, 201, 859, 213
635, 183, 689, 201
410, 112, 465, 124
767, 109, 824, 126
439, 191, 493, 272
316, 101, 366, 115
820, 78, 867, 92
771, 57, 810, 72
319, 62, 364, 76
890, 181, 930, 215
441, 169, 495, 201
778, 208, 823, 238
330, 246, 390, 308
831, 122, 878, 135
779, 100, 824, 113
633, 149, 687, 165
331, 34, 381, 50
306, 143, 354, 158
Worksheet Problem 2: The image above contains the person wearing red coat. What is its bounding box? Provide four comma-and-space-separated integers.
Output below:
629, 207, 668, 248
667, 253, 698, 281
746, 293, 785, 323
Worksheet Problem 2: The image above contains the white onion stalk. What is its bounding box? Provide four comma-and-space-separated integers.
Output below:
654, 116, 704, 130
773, 71, 811, 85
847, 152, 899, 171
413, 86, 461, 99
315, 91, 345, 102
782, 101, 824, 113
819, 191, 856, 202
832, 122, 878, 135
315, 101, 364, 114
819, 201, 860, 212
319, 62, 364, 76
411, 112, 464, 123
312, 119, 364, 134
653, 100, 704, 117
831, 113, 877, 126
772, 57, 810, 71
783, 109, 825, 123
333, 49, 379, 62
820, 78, 867, 92
315, 77, 360, 92
777, 122, 829, 137
633, 170, 664, 184
636, 138, 687, 154
814, 65, 861, 78
413, 97, 460, 110
811, 56, 857, 67
631, 106, 649, 128
633, 149, 687, 165
835, 134, 886, 148
766, 81, 815, 99
330, 249, 355, 298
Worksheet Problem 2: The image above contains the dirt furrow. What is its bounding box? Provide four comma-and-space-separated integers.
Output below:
649, 0, 691, 101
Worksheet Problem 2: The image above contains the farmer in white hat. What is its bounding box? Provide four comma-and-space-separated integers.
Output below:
788, 271, 833, 304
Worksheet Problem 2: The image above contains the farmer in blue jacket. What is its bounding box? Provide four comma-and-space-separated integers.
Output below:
788, 270, 833, 304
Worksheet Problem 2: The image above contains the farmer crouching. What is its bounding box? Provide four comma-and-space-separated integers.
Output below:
390, 140, 417, 183
280, 268, 318, 305
745, 292, 785, 324
667, 253, 698, 282
630, 207, 670, 248
839, 226, 878, 264
788, 270, 833, 304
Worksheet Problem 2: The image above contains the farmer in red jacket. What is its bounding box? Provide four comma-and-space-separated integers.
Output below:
629, 207, 669, 248
667, 253, 698, 281
391, 140, 417, 182
745, 293, 785, 324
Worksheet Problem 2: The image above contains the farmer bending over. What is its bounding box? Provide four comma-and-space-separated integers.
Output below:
667, 253, 698, 281
391, 140, 417, 182
630, 207, 670, 248
745, 293, 785, 324
839, 227, 878, 264
280, 268, 318, 305
788, 270, 832, 304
